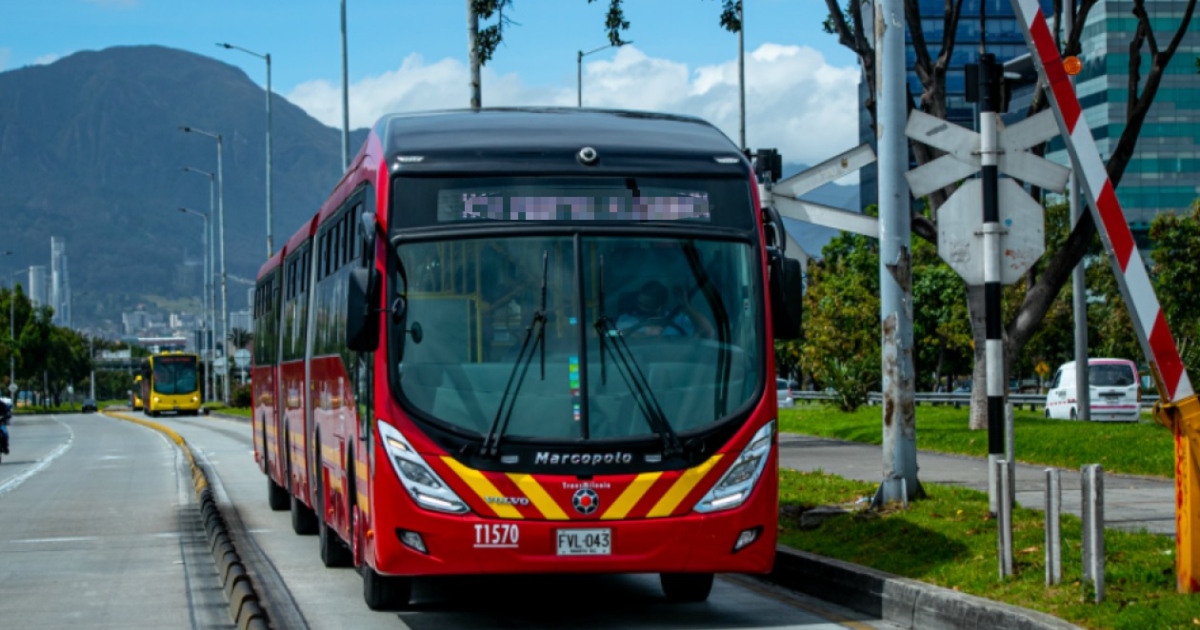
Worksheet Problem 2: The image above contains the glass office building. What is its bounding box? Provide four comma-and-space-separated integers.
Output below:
858, 0, 1049, 209
1056, 0, 1200, 238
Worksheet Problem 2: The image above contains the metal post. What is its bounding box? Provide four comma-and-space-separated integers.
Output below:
341, 0, 351, 168
871, 0, 920, 507
997, 459, 1013, 578
737, 1, 745, 151
1081, 464, 1105, 602
3, 251, 13, 394
265, 53, 273, 257
89, 337, 95, 400
184, 166, 217, 404
468, 0, 481, 109
217, 136, 228, 405
1067, 0, 1089, 423
217, 43, 274, 258
978, 53, 1005, 514
577, 50, 583, 107
1045, 468, 1062, 585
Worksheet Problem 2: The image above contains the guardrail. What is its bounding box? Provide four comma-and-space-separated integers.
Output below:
792, 390, 1160, 411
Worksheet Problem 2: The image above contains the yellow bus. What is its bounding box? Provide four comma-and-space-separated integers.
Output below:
131, 374, 144, 410
141, 352, 202, 416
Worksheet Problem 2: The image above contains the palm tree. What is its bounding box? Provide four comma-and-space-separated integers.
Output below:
227, 327, 253, 350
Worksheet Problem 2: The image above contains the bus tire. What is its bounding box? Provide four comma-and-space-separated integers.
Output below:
290, 437, 318, 535
363, 564, 411, 611
267, 476, 289, 511
319, 447, 354, 567
660, 573, 714, 602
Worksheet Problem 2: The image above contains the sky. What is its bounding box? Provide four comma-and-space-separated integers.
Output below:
1, 0, 866, 169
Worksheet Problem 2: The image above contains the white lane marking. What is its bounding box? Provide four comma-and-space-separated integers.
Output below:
11, 536, 99, 544
0, 417, 76, 497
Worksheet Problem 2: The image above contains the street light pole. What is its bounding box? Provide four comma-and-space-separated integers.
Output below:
183, 166, 217, 404
177, 205, 213, 404
179, 125, 229, 405
3, 251, 13, 396
341, 0, 351, 168
576, 41, 631, 107
218, 43, 273, 258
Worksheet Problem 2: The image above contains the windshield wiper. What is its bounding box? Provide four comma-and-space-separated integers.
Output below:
682, 241, 732, 417
481, 251, 549, 458
593, 315, 683, 457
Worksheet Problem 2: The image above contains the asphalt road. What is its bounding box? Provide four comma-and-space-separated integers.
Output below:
0, 412, 232, 629
124, 411, 898, 630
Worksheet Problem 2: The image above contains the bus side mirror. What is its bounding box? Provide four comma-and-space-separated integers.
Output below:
347, 267, 381, 352
769, 252, 803, 340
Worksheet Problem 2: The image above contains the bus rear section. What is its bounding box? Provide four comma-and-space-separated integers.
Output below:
327, 108, 802, 610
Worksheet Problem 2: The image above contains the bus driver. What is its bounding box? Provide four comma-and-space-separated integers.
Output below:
616, 280, 715, 338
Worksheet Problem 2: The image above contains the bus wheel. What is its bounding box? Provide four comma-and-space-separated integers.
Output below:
660, 573, 714, 603
318, 475, 352, 567
290, 442, 318, 535
363, 564, 412, 611
267, 476, 289, 511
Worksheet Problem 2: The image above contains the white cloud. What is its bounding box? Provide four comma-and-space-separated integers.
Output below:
286, 43, 861, 167
33, 53, 63, 66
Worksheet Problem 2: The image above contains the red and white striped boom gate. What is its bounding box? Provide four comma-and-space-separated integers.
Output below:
1011, 0, 1200, 592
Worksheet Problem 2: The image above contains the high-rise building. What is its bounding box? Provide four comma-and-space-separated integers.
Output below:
50, 236, 71, 327
1050, 0, 1200, 242
27, 265, 47, 308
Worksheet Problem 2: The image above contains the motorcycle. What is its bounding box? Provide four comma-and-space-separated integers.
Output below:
0, 397, 11, 464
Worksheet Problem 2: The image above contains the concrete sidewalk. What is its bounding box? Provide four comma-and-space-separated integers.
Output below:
778, 433, 1175, 535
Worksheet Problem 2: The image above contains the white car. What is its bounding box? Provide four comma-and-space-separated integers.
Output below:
777, 378, 795, 409
1044, 358, 1140, 422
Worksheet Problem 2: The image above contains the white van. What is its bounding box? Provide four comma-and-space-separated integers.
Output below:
1044, 358, 1140, 422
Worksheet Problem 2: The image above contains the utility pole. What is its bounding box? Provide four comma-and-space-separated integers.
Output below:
1067, 0, 1089, 422
872, 0, 921, 506
341, 0, 351, 169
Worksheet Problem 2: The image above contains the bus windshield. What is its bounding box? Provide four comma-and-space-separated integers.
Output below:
153, 356, 198, 395
392, 234, 763, 442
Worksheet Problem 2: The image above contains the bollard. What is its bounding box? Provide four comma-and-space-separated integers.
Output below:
1044, 468, 1061, 585
1081, 464, 1105, 602
996, 458, 1013, 579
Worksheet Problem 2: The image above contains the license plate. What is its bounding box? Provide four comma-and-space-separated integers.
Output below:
556, 528, 611, 556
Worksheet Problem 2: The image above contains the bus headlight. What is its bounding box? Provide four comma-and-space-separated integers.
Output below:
377, 420, 469, 514
694, 420, 774, 513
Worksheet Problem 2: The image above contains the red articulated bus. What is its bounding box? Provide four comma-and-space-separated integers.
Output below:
252, 108, 803, 610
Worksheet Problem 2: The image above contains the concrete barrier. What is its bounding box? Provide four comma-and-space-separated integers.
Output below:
768, 546, 1082, 630
105, 412, 271, 629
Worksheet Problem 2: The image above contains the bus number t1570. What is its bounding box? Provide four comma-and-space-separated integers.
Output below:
474, 523, 520, 548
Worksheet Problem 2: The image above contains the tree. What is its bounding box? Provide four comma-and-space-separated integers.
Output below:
228, 327, 254, 350
1149, 199, 1200, 369
801, 230, 881, 411
825, 0, 1198, 429
472, 0, 516, 65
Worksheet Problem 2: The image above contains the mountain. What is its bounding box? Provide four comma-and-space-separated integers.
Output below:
0, 45, 367, 331
0, 46, 862, 332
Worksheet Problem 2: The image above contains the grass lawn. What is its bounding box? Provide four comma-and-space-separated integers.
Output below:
206, 403, 250, 418
778, 402, 1175, 478
779, 469, 1195, 629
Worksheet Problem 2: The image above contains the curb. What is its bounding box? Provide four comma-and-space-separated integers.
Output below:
105, 412, 271, 630
768, 546, 1082, 630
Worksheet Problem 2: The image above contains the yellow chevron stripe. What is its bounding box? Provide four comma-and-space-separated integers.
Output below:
355, 462, 370, 515
441, 457, 523, 519
601, 472, 662, 520
647, 454, 723, 518
507, 474, 569, 520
